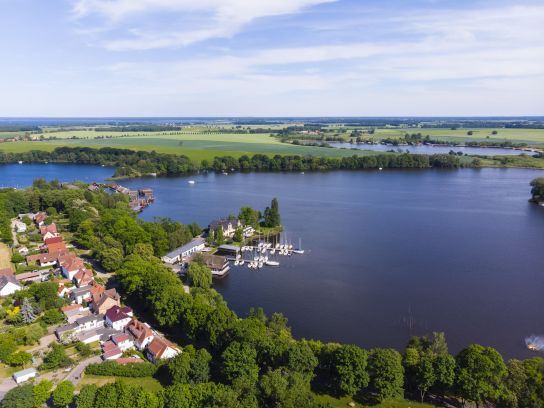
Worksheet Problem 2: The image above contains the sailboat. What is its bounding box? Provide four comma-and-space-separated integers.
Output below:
293, 238, 305, 254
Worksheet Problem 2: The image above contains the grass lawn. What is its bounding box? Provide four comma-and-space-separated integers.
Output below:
0, 242, 13, 270
0, 364, 17, 379
78, 374, 163, 392
314, 394, 436, 408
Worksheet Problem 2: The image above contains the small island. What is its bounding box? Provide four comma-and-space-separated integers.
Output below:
530, 177, 544, 205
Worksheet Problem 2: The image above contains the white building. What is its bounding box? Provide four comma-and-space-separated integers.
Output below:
161, 238, 206, 264
13, 220, 27, 233
0, 276, 22, 297
13, 368, 37, 384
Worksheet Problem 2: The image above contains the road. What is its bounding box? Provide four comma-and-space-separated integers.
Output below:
64, 355, 102, 384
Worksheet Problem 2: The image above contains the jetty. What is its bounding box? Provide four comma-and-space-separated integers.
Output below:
88, 182, 155, 212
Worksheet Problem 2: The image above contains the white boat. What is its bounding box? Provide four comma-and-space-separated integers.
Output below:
266, 260, 279, 266
379, 167, 383, 171
275, 243, 280, 249
234, 260, 239, 266
18, 161, 23, 164
253, 256, 259, 261
188, 180, 195, 184
270, 249, 276, 255
293, 238, 304, 254
222, 172, 228, 175
258, 262, 264, 268
239, 260, 245, 266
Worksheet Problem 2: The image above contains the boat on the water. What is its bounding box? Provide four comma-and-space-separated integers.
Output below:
266, 260, 279, 266
188, 180, 195, 184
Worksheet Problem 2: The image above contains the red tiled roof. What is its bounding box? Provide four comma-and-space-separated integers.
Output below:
40, 224, 58, 235
112, 333, 130, 343
105, 305, 132, 323
45, 236, 64, 245
61, 304, 82, 313
116, 357, 144, 365
147, 336, 176, 360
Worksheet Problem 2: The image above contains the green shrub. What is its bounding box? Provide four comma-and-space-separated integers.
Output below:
85, 361, 157, 377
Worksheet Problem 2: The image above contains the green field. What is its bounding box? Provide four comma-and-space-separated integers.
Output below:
78, 375, 163, 392
2, 125, 543, 165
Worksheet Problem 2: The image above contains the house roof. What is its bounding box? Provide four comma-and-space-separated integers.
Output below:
105, 305, 132, 322
147, 336, 177, 359
0, 267, 14, 277
102, 348, 123, 359
116, 357, 144, 364
40, 224, 57, 235
190, 254, 227, 270
112, 333, 130, 343
163, 238, 206, 259
34, 212, 47, 223
60, 256, 84, 272
13, 368, 37, 378
126, 319, 154, 343
61, 304, 82, 313
71, 285, 92, 296
74, 268, 93, 285
76, 313, 104, 325
0, 275, 22, 290
45, 236, 64, 245
56, 323, 78, 334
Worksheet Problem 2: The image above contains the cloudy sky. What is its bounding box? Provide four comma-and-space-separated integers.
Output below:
1, 0, 543, 116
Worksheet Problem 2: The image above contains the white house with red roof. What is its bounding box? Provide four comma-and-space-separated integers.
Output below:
145, 336, 181, 363
111, 333, 134, 352
105, 305, 133, 331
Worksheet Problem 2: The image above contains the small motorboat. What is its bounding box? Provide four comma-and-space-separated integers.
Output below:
188, 180, 195, 184
18, 161, 23, 164
239, 260, 245, 266
266, 260, 279, 266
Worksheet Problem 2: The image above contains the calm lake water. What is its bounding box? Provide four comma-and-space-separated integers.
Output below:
2, 164, 544, 358
330, 142, 538, 156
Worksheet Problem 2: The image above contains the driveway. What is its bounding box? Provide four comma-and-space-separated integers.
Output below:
64, 356, 102, 384
0, 377, 17, 400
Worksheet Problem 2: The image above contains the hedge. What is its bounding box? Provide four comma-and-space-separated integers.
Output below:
85, 361, 157, 377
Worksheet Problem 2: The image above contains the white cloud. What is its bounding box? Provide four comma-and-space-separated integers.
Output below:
72, 0, 336, 50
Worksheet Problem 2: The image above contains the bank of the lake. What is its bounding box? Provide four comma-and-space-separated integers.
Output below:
1, 164, 544, 359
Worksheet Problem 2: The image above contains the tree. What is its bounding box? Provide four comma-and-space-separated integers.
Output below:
233, 227, 243, 242
2, 384, 34, 408
221, 341, 259, 386
263, 198, 280, 227
239, 207, 260, 227
165, 345, 212, 385
368, 348, 404, 402
187, 262, 212, 289
52, 381, 74, 408
21, 297, 37, 324
259, 369, 315, 407
76, 384, 98, 408
5, 351, 32, 367
530, 177, 544, 201
331, 344, 369, 396
216, 227, 225, 245
206, 229, 215, 246
413, 352, 436, 402
0, 336, 17, 362
100, 247, 124, 271
286, 341, 318, 380
33, 380, 53, 408
455, 344, 507, 407
40, 343, 73, 370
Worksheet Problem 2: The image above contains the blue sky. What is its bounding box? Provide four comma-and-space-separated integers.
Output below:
1, 0, 543, 116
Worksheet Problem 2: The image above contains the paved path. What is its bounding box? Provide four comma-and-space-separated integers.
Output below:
0, 377, 17, 400
64, 356, 101, 384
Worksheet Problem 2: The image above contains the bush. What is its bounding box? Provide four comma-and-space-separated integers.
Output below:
39, 343, 73, 370
75, 341, 92, 357
11, 253, 25, 263
85, 361, 158, 377
4, 351, 32, 367
40, 308, 65, 325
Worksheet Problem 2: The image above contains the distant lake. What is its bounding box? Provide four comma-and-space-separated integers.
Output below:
0, 163, 114, 188
330, 142, 538, 156
2, 163, 544, 359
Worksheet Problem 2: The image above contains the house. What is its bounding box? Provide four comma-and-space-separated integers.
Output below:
41, 231, 58, 241
102, 340, 123, 360
90, 286, 120, 315
15, 270, 48, 283
55, 323, 78, 342
111, 333, 134, 352
34, 212, 47, 226
71, 285, 92, 304
190, 254, 229, 277
26, 250, 69, 267
13, 220, 27, 233
75, 314, 105, 332
243, 225, 255, 237
40, 224, 58, 241
209, 218, 242, 238
0, 267, 14, 277
161, 237, 206, 264
57, 283, 72, 298
126, 319, 155, 350
61, 304, 86, 323
116, 356, 144, 365
44, 236, 66, 253
59, 255, 85, 280
18, 246, 29, 256
74, 268, 93, 287
146, 336, 181, 363
78, 327, 120, 344
105, 305, 133, 331
0, 276, 23, 296
13, 368, 37, 384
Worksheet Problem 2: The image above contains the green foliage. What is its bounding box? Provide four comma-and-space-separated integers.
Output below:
0, 336, 17, 362
455, 344, 508, 406
221, 341, 260, 386
259, 368, 316, 407
76, 384, 98, 408
52, 381, 75, 408
163, 345, 212, 385
33, 380, 53, 408
4, 351, 32, 367
286, 341, 318, 380
263, 198, 280, 227
75, 341, 92, 357
2, 384, 35, 408
187, 263, 212, 289
331, 345, 369, 396
215, 226, 225, 245
233, 227, 243, 242
530, 177, 544, 200
40, 343, 73, 370
239, 207, 261, 228
368, 348, 404, 402
11, 252, 24, 263
85, 361, 158, 377
40, 308, 65, 325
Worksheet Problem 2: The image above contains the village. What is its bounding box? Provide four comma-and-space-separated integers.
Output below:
0, 208, 181, 397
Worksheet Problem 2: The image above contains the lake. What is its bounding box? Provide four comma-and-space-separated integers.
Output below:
330, 142, 539, 156
2, 163, 544, 358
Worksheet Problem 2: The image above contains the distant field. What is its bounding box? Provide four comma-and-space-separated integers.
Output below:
78, 374, 163, 392
313, 394, 436, 408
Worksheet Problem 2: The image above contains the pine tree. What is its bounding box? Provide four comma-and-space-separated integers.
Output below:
21, 298, 37, 324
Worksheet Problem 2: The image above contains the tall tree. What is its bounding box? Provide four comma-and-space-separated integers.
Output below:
21, 298, 37, 324
368, 348, 404, 402
52, 381, 74, 408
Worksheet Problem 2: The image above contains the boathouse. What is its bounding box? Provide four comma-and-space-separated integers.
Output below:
162, 238, 206, 264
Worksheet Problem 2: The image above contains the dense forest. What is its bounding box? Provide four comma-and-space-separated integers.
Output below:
2, 182, 544, 408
